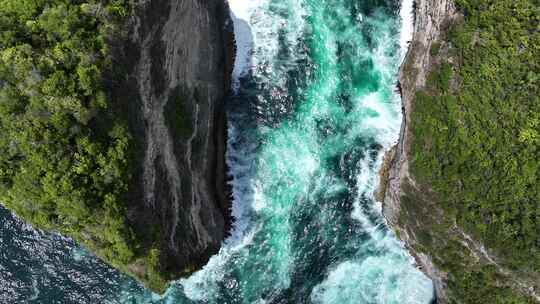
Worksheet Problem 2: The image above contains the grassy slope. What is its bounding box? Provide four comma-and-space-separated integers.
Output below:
403, 0, 539, 302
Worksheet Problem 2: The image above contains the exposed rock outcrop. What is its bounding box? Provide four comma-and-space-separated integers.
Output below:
113, 0, 233, 291
384, 0, 458, 225
381, 0, 458, 300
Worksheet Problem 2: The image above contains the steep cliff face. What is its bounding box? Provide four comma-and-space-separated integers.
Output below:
114, 0, 233, 290
382, 0, 458, 299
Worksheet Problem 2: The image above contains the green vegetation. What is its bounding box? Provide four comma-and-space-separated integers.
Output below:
430, 42, 441, 56
406, 0, 540, 301
0, 0, 170, 292
144, 248, 169, 293
165, 89, 193, 138
399, 183, 535, 303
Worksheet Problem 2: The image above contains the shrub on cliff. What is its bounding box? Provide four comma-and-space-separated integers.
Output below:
0, 0, 139, 273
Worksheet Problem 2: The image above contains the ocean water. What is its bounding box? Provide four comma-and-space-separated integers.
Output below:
0, 0, 434, 303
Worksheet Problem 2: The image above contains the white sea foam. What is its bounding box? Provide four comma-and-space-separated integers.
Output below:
178, 117, 260, 301
228, 0, 308, 90
317, 152, 434, 303
223, 121, 257, 246
169, 1, 430, 302
311, 2, 434, 303
311, 253, 434, 304
228, 0, 256, 90
399, 0, 415, 60
361, 12, 403, 149
173, 2, 278, 297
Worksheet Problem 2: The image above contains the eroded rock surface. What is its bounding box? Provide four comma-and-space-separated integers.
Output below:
116, 0, 233, 285
382, 0, 458, 300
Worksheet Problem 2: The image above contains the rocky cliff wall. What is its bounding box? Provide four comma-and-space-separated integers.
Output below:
384, 0, 457, 223
382, 0, 458, 300
114, 0, 233, 289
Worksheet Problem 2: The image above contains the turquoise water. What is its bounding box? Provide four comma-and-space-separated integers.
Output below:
0, 0, 434, 303
166, 0, 433, 302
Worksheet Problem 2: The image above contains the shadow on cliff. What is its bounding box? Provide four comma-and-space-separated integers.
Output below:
228, 10, 254, 93
222, 10, 261, 242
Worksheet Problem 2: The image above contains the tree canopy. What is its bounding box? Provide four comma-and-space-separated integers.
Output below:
408, 0, 540, 301
0, 0, 138, 271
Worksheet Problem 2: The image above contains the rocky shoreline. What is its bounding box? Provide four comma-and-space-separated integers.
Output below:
379, 0, 459, 301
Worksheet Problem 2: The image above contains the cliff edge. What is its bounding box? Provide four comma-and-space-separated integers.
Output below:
382, 0, 458, 299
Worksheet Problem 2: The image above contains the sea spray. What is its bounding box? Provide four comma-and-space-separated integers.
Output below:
170, 0, 434, 302
125, 0, 433, 302
101, 0, 432, 302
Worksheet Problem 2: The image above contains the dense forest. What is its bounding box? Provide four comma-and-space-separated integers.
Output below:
0, 0, 168, 291
407, 0, 539, 301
